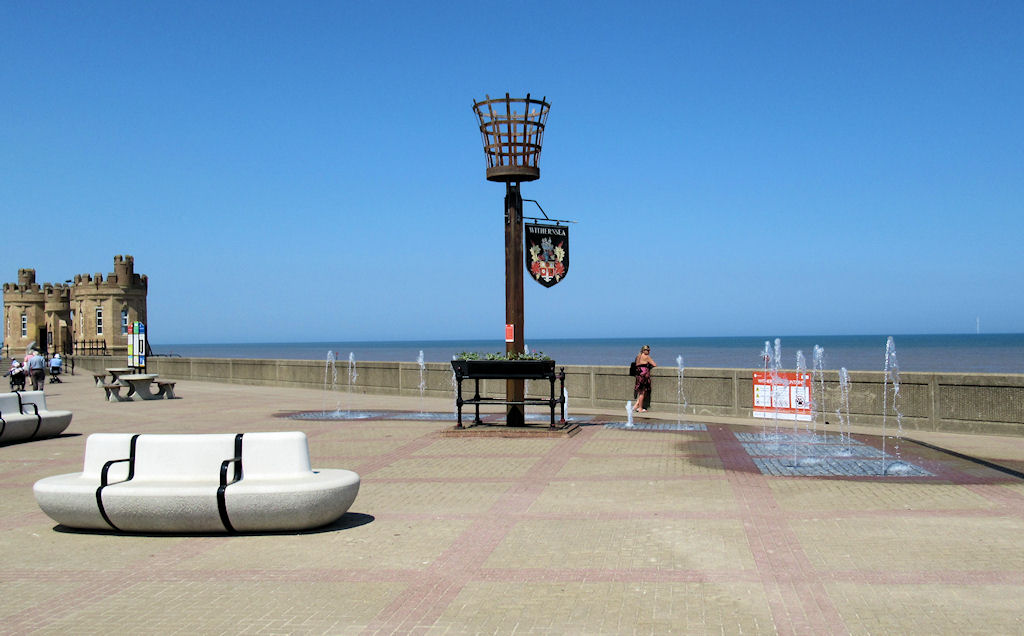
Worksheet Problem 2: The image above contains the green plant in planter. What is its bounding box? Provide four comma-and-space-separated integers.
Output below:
455, 351, 551, 361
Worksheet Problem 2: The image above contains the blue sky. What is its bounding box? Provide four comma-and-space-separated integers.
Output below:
3, 1, 1022, 344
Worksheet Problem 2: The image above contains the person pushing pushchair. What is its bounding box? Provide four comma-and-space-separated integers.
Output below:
5, 359, 26, 391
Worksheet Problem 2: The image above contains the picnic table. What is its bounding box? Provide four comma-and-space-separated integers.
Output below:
106, 368, 132, 383
118, 374, 161, 400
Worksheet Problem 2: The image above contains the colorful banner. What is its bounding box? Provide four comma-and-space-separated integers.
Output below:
752, 371, 812, 421
128, 321, 146, 370
525, 223, 569, 287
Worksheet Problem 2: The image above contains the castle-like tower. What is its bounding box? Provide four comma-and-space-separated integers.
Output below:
2, 255, 148, 357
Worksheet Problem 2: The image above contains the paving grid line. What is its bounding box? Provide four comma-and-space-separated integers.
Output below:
14, 563, 1021, 588
0, 406, 436, 634
1, 534, 231, 633
6, 378, 1024, 634
950, 480, 1024, 522
604, 421, 708, 431
0, 443, 88, 482
708, 424, 849, 635
359, 425, 595, 634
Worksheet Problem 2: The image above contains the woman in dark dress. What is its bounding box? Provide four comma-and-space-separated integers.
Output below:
633, 345, 657, 412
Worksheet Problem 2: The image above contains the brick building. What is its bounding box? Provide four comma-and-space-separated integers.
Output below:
2, 255, 148, 357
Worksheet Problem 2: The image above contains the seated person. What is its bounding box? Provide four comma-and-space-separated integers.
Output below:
48, 354, 63, 383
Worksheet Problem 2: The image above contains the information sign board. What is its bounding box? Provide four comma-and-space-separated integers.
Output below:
128, 321, 146, 370
752, 371, 811, 421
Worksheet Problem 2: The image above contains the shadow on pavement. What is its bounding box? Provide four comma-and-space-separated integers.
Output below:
50, 512, 376, 538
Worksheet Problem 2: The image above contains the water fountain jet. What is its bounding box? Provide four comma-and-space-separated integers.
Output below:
834, 367, 854, 457
812, 345, 826, 441
323, 351, 339, 415
417, 350, 426, 413
676, 355, 687, 424
882, 336, 908, 475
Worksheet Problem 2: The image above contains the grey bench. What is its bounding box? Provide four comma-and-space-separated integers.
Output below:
156, 381, 176, 399
101, 384, 128, 402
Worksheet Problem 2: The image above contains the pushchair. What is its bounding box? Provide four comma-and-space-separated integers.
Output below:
7, 368, 26, 391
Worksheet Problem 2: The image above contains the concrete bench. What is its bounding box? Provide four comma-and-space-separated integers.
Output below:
0, 391, 73, 443
92, 372, 109, 387
34, 431, 360, 533
101, 384, 129, 402
156, 381, 176, 399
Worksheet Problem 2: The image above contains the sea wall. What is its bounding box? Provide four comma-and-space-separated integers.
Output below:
74, 356, 1024, 436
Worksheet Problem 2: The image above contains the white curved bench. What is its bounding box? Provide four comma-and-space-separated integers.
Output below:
0, 391, 73, 443
34, 432, 360, 533
16, 391, 73, 438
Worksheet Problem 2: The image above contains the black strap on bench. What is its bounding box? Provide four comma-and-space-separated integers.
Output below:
95, 434, 141, 531
15, 396, 43, 438
217, 433, 245, 533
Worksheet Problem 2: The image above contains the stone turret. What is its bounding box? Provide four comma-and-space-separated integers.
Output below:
3, 269, 46, 355
17, 269, 37, 288
111, 254, 146, 287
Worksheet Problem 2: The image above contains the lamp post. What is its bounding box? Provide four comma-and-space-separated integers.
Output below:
472, 93, 551, 426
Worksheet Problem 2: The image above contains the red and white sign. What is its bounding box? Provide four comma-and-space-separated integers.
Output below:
753, 371, 812, 421
505, 324, 515, 343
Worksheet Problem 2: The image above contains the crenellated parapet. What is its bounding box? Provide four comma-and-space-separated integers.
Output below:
111, 254, 147, 288
18, 268, 39, 288
4, 269, 43, 298
72, 255, 148, 293
44, 284, 72, 313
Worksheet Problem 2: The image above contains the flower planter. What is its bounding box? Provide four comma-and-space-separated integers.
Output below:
450, 360, 564, 429
451, 359, 555, 380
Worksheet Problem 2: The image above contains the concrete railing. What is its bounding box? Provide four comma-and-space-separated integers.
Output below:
74, 356, 1024, 437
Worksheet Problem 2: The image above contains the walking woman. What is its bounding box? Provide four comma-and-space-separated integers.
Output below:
632, 345, 657, 412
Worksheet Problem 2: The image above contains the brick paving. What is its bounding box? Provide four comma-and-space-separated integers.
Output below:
2, 374, 1024, 634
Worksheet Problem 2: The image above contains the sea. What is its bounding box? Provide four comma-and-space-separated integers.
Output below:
154, 334, 1024, 374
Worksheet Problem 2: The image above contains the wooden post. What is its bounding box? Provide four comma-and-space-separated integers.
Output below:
505, 182, 525, 425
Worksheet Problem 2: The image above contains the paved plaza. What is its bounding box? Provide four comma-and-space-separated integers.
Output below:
2, 373, 1024, 635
